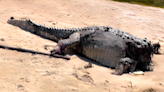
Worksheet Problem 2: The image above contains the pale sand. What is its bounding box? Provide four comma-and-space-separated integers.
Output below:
0, 0, 164, 92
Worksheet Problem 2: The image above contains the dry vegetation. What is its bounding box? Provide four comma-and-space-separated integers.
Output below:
113, 0, 164, 8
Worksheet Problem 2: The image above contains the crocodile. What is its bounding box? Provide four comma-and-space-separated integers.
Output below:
7, 17, 160, 75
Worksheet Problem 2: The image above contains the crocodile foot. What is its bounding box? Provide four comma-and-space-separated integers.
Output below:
112, 58, 137, 75
50, 42, 70, 60
50, 42, 66, 54
112, 63, 125, 75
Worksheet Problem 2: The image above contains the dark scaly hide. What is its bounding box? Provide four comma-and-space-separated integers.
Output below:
7, 17, 161, 74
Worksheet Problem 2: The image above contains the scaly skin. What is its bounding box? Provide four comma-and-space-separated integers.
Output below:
7, 17, 159, 75
79, 31, 127, 68
7, 17, 110, 42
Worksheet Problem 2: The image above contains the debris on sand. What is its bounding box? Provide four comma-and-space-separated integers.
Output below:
142, 88, 156, 92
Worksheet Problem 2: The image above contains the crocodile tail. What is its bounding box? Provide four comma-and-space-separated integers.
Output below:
7, 17, 77, 42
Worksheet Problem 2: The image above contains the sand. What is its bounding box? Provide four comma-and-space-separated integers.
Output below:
0, 0, 164, 92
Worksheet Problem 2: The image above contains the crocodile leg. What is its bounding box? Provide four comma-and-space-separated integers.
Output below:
112, 57, 137, 75
129, 61, 137, 72
50, 32, 81, 55
49, 32, 81, 59
50, 30, 95, 56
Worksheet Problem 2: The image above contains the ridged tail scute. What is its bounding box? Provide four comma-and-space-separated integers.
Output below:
7, 17, 77, 42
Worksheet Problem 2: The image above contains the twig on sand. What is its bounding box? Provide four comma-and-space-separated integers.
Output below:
0, 45, 70, 60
